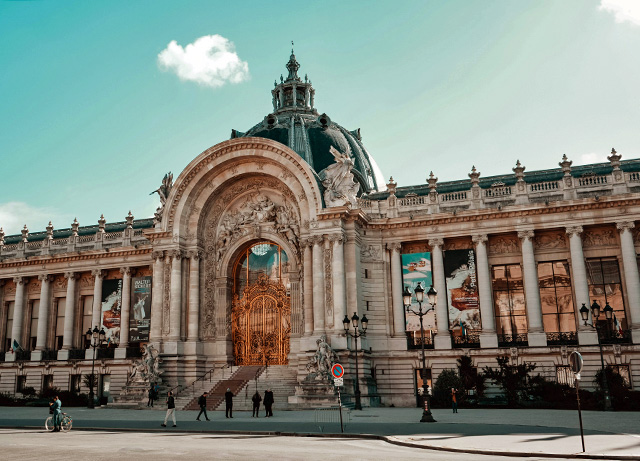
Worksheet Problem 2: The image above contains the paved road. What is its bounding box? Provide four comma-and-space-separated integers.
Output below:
0, 429, 579, 461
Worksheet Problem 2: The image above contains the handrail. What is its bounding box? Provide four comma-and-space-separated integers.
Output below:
175, 363, 233, 397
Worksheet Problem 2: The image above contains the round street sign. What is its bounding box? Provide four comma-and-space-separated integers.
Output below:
569, 351, 583, 375
331, 363, 344, 379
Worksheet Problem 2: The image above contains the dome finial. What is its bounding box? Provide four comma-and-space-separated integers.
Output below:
285, 42, 300, 82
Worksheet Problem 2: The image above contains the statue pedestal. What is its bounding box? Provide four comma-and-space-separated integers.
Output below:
288, 379, 339, 408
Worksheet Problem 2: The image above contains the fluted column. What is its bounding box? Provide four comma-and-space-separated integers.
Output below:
388, 242, 405, 336
91, 270, 104, 329
150, 251, 164, 343
301, 238, 314, 335
429, 238, 452, 349
473, 234, 497, 348
119, 267, 132, 347
35, 275, 52, 351
10, 277, 27, 350
187, 250, 201, 342
331, 234, 347, 333
312, 236, 325, 333
617, 222, 640, 342
518, 230, 546, 346
61, 272, 77, 350
169, 250, 183, 341
566, 226, 597, 345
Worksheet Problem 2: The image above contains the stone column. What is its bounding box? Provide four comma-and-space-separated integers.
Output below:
473, 234, 498, 348
61, 272, 77, 350
331, 234, 347, 333
312, 236, 325, 333
302, 239, 314, 336
119, 267, 132, 348
429, 238, 452, 349
617, 222, 640, 343
10, 277, 27, 353
35, 275, 52, 351
150, 251, 164, 343
187, 250, 201, 343
169, 250, 183, 341
388, 242, 405, 336
90, 270, 104, 330
566, 226, 597, 345
518, 230, 546, 346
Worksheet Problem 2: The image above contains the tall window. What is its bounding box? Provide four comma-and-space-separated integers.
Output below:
233, 242, 289, 297
29, 300, 39, 351
492, 264, 528, 335
586, 258, 627, 330
82, 296, 93, 348
538, 261, 576, 332
4, 302, 14, 352
55, 300, 65, 350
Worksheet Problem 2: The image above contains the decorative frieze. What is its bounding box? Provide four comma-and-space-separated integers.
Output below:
488, 235, 518, 254
582, 228, 616, 247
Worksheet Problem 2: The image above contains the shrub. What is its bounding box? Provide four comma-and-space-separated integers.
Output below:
21, 387, 37, 398
433, 369, 464, 408
39, 386, 61, 400
482, 356, 538, 407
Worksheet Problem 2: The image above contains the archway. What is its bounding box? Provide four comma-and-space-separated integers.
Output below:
231, 242, 291, 365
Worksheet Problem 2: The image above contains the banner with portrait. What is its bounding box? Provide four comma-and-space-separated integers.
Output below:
444, 249, 481, 331
101, 279, 122, 346
401, 252, 435, 331
130, 276, 152, 342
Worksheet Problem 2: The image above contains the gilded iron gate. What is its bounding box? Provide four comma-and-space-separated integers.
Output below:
231, 274, 291, 365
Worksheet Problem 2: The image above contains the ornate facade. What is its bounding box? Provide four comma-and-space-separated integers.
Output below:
1, 51, 639, 406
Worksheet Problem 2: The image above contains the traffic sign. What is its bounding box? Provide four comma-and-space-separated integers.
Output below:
331, 363, 344, 379
334, 377, 344, 387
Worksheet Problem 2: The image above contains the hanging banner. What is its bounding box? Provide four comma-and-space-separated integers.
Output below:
101, 279, 122, 345
130, 276, 152, 342
401, 252, 435, 331
444, 249, 481, 331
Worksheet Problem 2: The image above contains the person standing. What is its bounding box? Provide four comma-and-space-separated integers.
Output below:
224, 388, 234, 418
49, 395, 62, 432
263, 389, 274, 418
161, 391, 177, 427
251, 391, 262, 417
451, 387, 458, 414
196, 392, 210, 421
147, 385, 155, 407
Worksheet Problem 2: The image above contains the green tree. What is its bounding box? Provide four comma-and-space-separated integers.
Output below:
457, 356, 485, 398
433, 369, 464, 407
482, 356, 537, 407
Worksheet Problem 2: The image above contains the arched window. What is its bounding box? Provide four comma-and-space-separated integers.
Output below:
233, 242, 289, 297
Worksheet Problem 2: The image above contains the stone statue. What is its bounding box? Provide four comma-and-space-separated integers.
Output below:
150, 172, 174, 224
319, 147, 360, 207
305, 335, 338, 381
128, 344, 163, 385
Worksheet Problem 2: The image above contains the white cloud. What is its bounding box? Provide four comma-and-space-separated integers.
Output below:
0, 202, 67, 236
158, 35, 249, 88
599, 0, 640, 26
578, 152, 609, 165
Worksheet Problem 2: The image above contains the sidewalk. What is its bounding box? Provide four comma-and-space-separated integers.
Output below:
1, 406, 638, 459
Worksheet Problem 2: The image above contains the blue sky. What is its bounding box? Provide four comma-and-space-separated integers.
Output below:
1, 0, 639, 235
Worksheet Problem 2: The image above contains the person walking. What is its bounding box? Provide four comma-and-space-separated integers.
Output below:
224, 388, 234, 418
196, 392, 210, 421
263, 389, 274, 418
451, 387, 458, 413
49, 395, 62, 432
147, 385, 155, 407
251, 391, 262, 417
161, 391, 177, 427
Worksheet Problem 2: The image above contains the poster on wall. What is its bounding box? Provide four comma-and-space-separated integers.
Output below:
130, 276, 152, 342
401, 252, 435, 331
101, 279, 122, 345
444, 249, 481, 331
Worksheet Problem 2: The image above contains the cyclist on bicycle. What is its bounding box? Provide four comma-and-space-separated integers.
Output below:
49, 396, 62, 432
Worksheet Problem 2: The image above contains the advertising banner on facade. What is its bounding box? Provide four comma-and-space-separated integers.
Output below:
101, 279, 122, 345
444, 249, 481, 331
401, 252, 435, 330
130, 276, 152, 343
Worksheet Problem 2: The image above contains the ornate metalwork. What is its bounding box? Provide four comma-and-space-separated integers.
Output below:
452, 333, 481, 349
546, 332, 578, 346
598, 328, 632, 345
406, 331, 434, 350
232, 274, 291, 365
497, 333, 528, 347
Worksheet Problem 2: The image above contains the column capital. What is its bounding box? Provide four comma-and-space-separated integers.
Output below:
38, 274, 53, 283
328, 233, 345, 244
187, 249, 202, 260
120, 267, 132, 277
428, 238, 444, 248
310, 235, 324, 246
64, 272, 78, 280
386, 242, 402, 252
170, 249, 184, 260
152, 250, 165, 261
91, 269, 105, 279
299, 237, 312, 248
472, 234, 488, 245
13, 276, 27, 285
616, 221, 635, 233
517, 229, 535, 241
565, 225, 583, 237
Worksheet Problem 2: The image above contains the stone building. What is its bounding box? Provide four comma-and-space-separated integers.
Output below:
1, 51, 639, 407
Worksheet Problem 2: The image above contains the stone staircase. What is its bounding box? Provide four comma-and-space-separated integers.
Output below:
232, 365, 299, 411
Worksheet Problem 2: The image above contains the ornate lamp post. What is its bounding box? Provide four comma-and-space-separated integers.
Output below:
403, 282, 436, 423
579, 301, 613, 411
85, 326, 106, 409
343, 312, 368, 411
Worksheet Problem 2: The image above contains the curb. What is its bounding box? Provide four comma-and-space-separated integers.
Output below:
4, 425, 640, 461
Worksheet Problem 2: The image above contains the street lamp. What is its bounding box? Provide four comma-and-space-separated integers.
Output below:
579, 301, 613, 411
85, 326, 106, 409
403, 282, 437, 423
343, 312, 368, 411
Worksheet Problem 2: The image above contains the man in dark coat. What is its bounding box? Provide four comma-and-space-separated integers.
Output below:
197, 392, 210, 421
147, 385, 155, 407
263, 389, 274, 417
161, 391, 177, 427
224, 388, 234, 418
251, 391, 262, 417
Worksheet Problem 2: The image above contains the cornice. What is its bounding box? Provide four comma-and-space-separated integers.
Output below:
0, 248, 152, 270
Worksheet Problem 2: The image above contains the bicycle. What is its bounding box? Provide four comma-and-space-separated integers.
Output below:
45, 412, 72, 432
